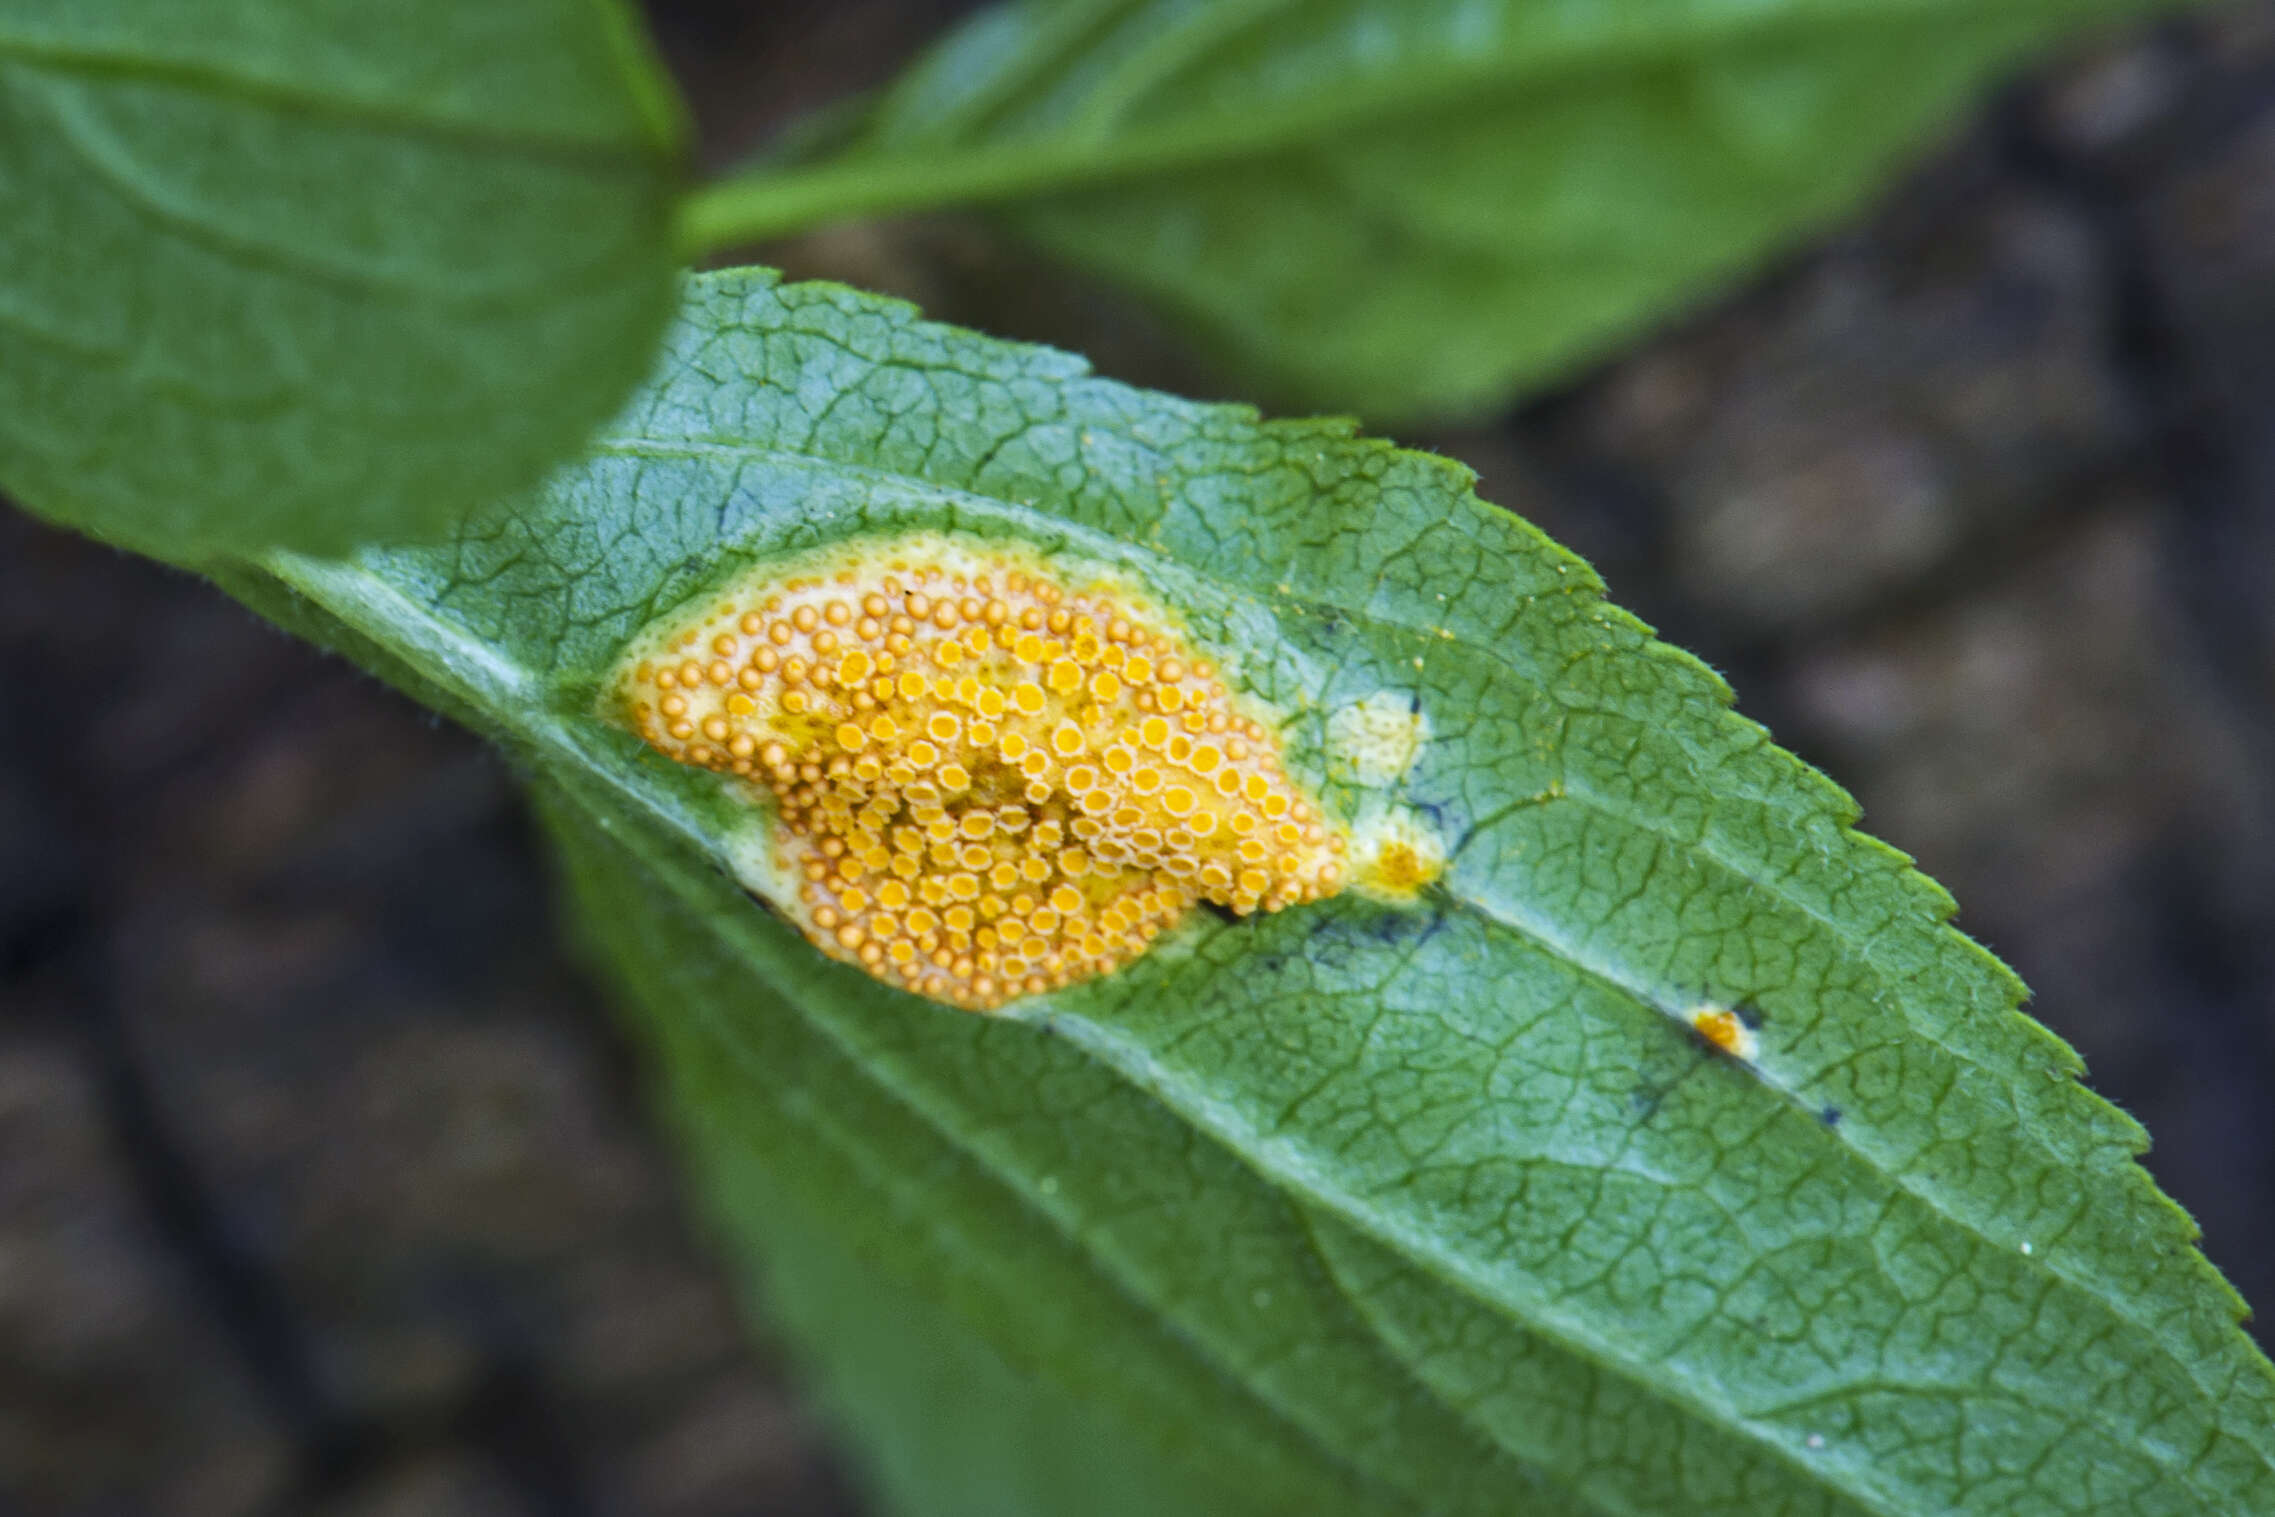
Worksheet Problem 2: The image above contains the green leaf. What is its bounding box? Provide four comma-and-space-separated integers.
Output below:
687, 0, 2170, 420
0, 0, 684, 563
227, 268, 2275, 1515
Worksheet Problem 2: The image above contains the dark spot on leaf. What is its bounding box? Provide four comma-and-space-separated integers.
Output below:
1734, 1002, 1766, 1031
1630, 1080, 1670, 1122
1820, 1105, 1843, 1127
1360, 909, 1427, 944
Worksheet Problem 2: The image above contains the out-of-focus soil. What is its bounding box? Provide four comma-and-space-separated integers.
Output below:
4, 4, 2273, 1513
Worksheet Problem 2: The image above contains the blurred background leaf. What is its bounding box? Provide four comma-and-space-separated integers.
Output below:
0, 0, 685, 563
691, 0, 2183, 421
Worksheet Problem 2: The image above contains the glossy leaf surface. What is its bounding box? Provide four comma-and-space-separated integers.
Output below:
232, 269, 2275, 1515
0, 0, 683, 561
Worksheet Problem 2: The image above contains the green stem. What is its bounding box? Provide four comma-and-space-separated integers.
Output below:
678, 145, 1106, 259
672, 40, 1568, 259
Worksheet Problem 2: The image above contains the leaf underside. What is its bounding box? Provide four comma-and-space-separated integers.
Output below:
0, 0, 683, 563
224, 268, 2275, 1517
766, 0, 2173, 420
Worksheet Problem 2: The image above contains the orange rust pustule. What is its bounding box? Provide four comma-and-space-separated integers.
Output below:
613, 544, 1348, 1011
1691, 1007, 1752, 1058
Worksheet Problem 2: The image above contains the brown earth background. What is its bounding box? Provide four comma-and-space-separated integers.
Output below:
6, 3, 2275, 1512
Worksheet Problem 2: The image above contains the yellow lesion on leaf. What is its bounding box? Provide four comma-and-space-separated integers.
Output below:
1350, 805, 1445, 901
608, 535, 1350, 1011
1690, 1004, 1758, 1061
1364, 841, 1439, 897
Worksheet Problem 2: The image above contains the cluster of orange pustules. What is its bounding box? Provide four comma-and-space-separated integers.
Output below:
619, 559, 1348, 1010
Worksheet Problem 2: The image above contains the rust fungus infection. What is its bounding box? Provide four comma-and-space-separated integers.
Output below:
612, 538, 1349, 1011
1690, 1005, 1759, 1061
1351, 807, 1445, 901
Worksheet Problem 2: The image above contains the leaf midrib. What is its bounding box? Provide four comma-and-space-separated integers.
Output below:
267, 548, 1926, 1515
916, 0, 2072, 135
3, 66, 667, 308
498, 424, 2223, 1397
1038, 984, 1947, 1515
264, 447, 2272, 1507
1276, 586, 2270, 1456
0, 32, 671, 158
